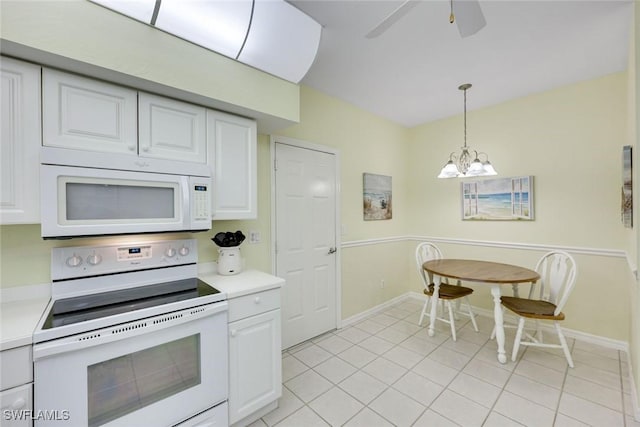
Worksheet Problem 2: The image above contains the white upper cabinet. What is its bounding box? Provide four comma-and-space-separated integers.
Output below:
1, 57, 41, 224
42, 68, 138, 154
207, 110, 257, 220
138, 92, 207, 163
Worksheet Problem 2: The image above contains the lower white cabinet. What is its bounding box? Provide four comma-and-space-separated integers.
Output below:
0, 384, 32, 427
1, 345, 34, 427
228, 289, 281, 426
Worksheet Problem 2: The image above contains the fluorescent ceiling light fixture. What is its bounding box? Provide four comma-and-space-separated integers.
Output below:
88, 0, 322, 84
237, 0, 321, 83
154, 0, 253, 59
90, 0, 156, 24
437, 84, 498, 179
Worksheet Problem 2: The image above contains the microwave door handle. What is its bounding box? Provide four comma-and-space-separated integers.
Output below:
182, 176, 190, 228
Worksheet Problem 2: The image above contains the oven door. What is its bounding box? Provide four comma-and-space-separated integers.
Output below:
33, 302, 228, 427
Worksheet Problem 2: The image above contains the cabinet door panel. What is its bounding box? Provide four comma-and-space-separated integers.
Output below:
42, 69, 137, 154
207, 111, 257, 219
139, 93, 206, 163
1, 57, 41, 224
228, 309, 281, 424
0, 384, 32, 427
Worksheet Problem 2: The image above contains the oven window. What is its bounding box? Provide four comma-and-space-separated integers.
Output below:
87, 335, 201, 427
66, 182, 175, 220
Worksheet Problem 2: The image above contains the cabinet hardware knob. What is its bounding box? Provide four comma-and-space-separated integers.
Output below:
11, 397, 26, 409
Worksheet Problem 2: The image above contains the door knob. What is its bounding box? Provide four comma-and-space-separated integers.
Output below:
328, 247, 337, 255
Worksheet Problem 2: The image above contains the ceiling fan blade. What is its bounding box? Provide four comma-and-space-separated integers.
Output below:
454, 0, 486, 38
365, 0, 420, 39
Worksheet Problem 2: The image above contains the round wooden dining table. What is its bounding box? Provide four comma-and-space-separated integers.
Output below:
422, 259, 540, 364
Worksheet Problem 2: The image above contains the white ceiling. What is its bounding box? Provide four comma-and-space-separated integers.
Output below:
289, 0, 633, 127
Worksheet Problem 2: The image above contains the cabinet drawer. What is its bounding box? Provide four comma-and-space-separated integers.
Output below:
0, 346, 32, 391
0, 383, 32, 427
228, 288, 280, 323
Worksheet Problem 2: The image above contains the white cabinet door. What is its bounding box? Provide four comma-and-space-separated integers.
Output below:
207, 111, 257, 219
0, 384, 32, 427
1, 57, 41, 224
42, 68, 138, 154
228, 309, 281, 425
139, 93, 207, 163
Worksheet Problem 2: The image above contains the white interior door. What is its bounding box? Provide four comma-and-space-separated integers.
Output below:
274, 142, 337, 349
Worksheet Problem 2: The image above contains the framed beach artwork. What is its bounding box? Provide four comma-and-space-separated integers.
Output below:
363, 173, 392, 220
622, 145, 633, 228
461, 176, 534, 221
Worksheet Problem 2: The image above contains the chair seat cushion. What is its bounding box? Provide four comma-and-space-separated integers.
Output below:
425, 283, 473, 299
501, 296, 565, 320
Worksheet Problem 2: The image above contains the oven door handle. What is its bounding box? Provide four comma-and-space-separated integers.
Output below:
33, 302, 227, 360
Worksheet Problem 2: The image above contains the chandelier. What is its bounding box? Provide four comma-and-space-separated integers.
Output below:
437, 83, 497, 178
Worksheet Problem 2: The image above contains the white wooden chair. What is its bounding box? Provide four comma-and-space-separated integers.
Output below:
500, 250, 577, 367
415, 242, 478, 341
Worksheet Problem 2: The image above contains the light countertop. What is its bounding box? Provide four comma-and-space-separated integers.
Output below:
1, 296, 50, 351
198, 264, 285, 299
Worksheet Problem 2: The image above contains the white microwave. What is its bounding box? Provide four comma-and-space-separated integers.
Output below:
40, 148, 212, 239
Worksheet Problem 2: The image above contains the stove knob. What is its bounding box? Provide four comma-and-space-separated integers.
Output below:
87, 254, 102, 266
165, 248, 177, 258
178, 246, 190, 256
66, 254, 83, 268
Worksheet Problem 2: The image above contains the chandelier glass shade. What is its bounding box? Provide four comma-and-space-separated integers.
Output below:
438, 83, 497, 179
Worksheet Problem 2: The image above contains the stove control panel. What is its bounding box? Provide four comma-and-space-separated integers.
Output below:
51, 239, 198, 280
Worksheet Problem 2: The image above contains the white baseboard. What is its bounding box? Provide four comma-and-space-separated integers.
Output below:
343, 290, 639, 420
341, 293, 413, 327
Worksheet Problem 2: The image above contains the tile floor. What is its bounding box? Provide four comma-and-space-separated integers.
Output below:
250, 298, 640, 427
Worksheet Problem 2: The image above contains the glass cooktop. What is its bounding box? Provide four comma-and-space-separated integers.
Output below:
42, 278, 220, 330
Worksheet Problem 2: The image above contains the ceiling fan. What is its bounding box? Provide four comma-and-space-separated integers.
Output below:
365, 0, 486, 39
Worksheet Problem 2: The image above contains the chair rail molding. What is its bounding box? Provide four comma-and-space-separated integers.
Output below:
341, 235, 633, 271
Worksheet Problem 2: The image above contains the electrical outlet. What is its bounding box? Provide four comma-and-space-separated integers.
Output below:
249, 231, 261, 244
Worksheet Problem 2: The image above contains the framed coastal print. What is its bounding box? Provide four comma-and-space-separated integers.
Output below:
363, 173, 392, 220
461, 176, 534, 221
622, 145, 633, 228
